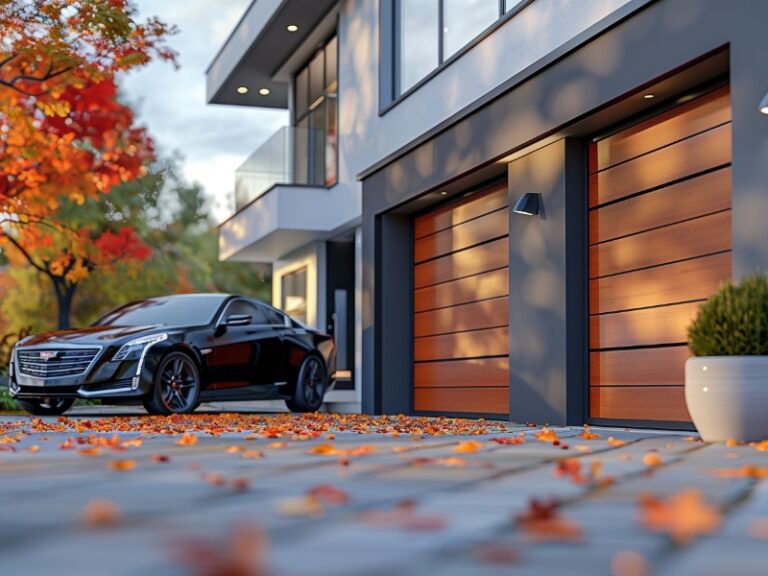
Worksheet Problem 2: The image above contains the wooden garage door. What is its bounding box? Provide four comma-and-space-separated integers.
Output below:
413, 183, 509, 415
589, 86, 732, 423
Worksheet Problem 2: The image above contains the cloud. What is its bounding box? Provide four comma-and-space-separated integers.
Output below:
120, 0, 288, 222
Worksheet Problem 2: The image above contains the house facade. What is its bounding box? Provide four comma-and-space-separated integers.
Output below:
208, 0, 768, 429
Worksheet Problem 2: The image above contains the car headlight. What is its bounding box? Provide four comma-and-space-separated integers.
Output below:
111, 333, 168, 362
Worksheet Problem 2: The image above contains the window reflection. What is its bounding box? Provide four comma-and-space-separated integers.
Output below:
443, 0, 498, 59
397, 0, 439, 93
282, 267, 308, 325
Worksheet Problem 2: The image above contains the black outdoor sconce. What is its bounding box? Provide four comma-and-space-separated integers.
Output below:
512, 193, 541, 216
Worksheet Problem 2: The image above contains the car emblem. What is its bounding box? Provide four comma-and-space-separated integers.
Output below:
38, 351, 58, 361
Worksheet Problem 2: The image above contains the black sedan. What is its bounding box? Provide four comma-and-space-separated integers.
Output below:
7, 294, 336, 416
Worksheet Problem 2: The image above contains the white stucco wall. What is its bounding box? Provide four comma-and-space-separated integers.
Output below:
336, 0, 634, 179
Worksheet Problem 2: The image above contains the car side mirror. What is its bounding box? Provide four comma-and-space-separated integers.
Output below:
225, 314, 252, 326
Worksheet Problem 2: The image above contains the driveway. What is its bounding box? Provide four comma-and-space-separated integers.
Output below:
0, 412, 766, 576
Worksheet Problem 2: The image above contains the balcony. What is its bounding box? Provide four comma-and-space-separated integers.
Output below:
219, 125, 358, 263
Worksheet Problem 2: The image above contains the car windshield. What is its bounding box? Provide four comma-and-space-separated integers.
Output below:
94, 296, 225, 327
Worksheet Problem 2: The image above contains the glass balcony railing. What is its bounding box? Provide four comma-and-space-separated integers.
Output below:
234, 125, 337, 211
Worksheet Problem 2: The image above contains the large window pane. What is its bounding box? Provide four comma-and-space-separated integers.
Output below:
443, 0, 499, 59
282, 267, 308, 325
308, 51, 325, 107
325, 36, 338, 93
309, 105, 326, 186
397, 0, 439, 93
295, 68, 308, 117
293, 116, 310, 185
325, 97, 337, 186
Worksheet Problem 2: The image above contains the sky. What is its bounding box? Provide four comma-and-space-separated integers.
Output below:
120, 0, 287, 222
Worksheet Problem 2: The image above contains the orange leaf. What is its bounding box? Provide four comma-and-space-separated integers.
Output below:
78, 447, 102, 456
639, 489, 721, 545
453, 440, 482, 453
515, 499, 584, 543
176, 433, 198, 446
581, 426, 601, 440
534, 428, 560, 444
307, 485, 350, 506
81, 499, 121, 528
108, 459, 137, 471
242, 450, 264, 459
276, 495, 325, 518
642, 452, 663, 468
608, 436, 627, 447
152, 454, 170, 463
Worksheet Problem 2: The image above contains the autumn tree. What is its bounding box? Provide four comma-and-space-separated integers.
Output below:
0, 0, 177, 328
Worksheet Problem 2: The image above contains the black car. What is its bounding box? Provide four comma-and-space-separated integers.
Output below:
7, 294, 336, 416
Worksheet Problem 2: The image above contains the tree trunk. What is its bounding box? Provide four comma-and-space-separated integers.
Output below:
52, 280, 76, 330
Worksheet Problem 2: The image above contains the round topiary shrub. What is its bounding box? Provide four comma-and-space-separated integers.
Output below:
688, 273, 768, 356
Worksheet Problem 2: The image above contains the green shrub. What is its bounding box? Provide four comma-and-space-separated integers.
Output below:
688, 274, 768, 356
0, 387, 19, 411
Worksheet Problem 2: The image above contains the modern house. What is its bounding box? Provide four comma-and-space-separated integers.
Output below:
208, 0, 768, 429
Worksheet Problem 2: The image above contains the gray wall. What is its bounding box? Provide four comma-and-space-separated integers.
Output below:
362, 0, 768, 418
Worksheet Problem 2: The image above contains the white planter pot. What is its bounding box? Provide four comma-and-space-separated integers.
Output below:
685, 356, 768, 442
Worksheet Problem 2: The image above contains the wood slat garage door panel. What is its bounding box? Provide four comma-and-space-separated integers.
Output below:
588, 167, 731, 244
589, 210, 731, 279
414, 186, 508, 239
414, 358, 509, 388
413, 183, 509, 416
591, 347, 691, 387
415, 388, 508, 414
589, 87, 731, 424
593, 86, 730, 171
415, 297, 508, 337
414, 268, 509, 313
590, 387, 691, 422
589, 122, 731, 207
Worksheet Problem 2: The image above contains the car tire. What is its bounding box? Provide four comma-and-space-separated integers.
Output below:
16, 398, 75, 416
143, 351, 201, 416
286, 355, 328, 413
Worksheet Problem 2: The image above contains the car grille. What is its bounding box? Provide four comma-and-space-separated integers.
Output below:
17, 349, 100, 378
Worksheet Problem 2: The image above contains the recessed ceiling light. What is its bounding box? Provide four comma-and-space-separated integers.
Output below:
439, 191, 448, 196
286, 24, 299, 32
236, 86, 249, 94
258, 88, 271, 96
643, 93, 655, 99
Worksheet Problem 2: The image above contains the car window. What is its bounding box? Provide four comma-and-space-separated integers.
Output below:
223, 300, 267, 325
260, 304, 287, 326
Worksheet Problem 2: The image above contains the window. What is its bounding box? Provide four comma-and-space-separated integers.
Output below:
281, 267, 308, 325
393, 0, 528, 97
293, 35, 338, 187
223, 300, 268, 325
260, 304, 287, 326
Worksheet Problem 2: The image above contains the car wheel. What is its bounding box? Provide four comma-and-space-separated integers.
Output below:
143, 352, 201, 415
16, 398, 74, 416
286, 355, 328, 413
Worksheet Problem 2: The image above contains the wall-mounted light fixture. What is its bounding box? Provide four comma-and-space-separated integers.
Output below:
759, 90, 768, 114
512, 193, 541, 216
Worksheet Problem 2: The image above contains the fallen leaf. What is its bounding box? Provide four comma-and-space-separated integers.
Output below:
434, 457, 469, 468
108, 459, 137, 472
515, 499, 583, 543
81, 499, 121, 528
608, 436, 627, 447
306, 443, 341, 456
152, 454, 170, 463
121, 438, 143, 448
268, 441, 287, 449
752, 439, 768, 452
453, 441, 481, 453
642, 452, 663, 468
490, 436, 525, 445
78, 447, 102, 456
27, 445, 40, 453
711, 464, 768, 478
307, 485, 350, 506
172, 523, 269, 576
534, 428, 560, 444
226, 446, 243, 454
725, 438, 739, 448
242, 450, 264, 459
639, 489, 720, 545
176, 433, 198, 446
276, 495, 324, 518
361, 500, 448, 532
581, 426, 601, 440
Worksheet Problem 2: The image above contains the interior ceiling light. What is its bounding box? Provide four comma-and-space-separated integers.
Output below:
258, 88, 271, 96
286, 24, 299, 32
236, 86, 249, 94
643, 93, 655, 99
439, 191, 448, 196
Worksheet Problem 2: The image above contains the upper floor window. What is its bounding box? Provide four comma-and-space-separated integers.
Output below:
293, 35, 338, 187
395, 0, 527, 96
